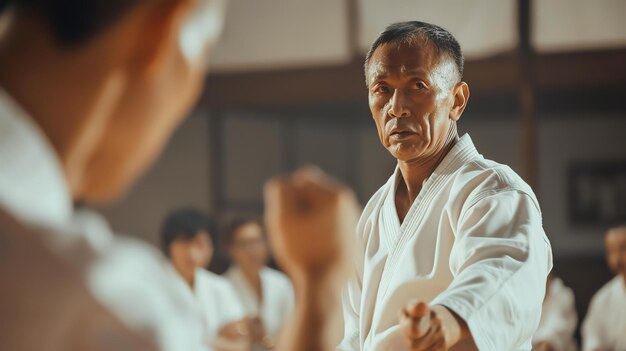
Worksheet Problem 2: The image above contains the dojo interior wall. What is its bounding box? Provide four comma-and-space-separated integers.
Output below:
99, 109, 626, 259
97, 106, 625, 337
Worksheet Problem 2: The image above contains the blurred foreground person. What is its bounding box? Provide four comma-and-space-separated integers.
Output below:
161, 209, 251, 351
532, 274, 578, 351
582, 226, 626, 351
0, 0, 359, 350
0, 0, 226, 349
340, 21, 553, 350
263, 167, 360, 351
223, 217, 294, 350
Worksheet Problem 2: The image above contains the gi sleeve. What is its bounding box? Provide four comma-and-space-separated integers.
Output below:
431, 190, 553, 351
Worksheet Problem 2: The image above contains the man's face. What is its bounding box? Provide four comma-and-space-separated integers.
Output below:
367, 40, 459, 162
606, 228, 626, 276
229, 222, 269, 271
170, 231, 213, 277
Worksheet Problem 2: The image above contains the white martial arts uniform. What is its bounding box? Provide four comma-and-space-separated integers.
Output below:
533, 277, 578, 351
167, 266, 246, 349
339, 134, 553, 351
225, 266, 294, 349
582, 275, 626, 351
0, 88, 206, 350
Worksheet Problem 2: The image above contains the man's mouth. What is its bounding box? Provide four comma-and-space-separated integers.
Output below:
390, 130, 415, 139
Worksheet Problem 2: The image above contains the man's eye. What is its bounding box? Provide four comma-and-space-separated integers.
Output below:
415, 82, 426, 90
374, 85, 390, 94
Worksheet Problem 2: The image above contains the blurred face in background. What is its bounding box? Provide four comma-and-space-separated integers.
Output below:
606, 227, 626, 279
229, 222, 269, 272
169, 230, 213, 281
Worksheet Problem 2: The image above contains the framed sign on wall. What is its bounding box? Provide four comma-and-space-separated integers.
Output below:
568, 161, 626, 226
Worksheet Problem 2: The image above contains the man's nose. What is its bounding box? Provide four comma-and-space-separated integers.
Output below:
387, 89, 410, 118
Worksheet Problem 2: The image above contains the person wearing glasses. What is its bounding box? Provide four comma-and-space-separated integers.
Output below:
223, 217, 294, 350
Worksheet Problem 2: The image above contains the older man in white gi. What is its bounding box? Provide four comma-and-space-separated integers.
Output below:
339, 21, 553, 351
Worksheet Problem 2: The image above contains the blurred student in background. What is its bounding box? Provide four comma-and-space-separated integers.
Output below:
532, 274, 578, 351
160, 208, 251, 351
223, 217, 294, 350
582, 226, 626, 351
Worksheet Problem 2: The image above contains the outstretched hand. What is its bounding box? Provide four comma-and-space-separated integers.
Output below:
399, 301, 470, 351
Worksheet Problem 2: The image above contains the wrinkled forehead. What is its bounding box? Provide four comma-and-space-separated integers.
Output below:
366, 40, 454, 85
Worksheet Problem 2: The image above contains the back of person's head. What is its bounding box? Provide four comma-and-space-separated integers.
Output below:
0, 0, 227, 205
0, 0, 141, 46
160, 208, 217, 257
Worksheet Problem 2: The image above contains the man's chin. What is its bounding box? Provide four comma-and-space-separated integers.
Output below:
387, 144, 425, 162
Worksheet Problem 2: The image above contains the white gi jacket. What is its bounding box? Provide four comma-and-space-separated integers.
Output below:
225, 266, 294, 349
0, 88, 206, 350
532, 277, 578, 351
167, 266, 246, 350
339, 134, 553, 351
582, 275, 626, 351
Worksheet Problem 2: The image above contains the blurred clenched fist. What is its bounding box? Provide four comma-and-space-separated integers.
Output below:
263, 167, 359, 282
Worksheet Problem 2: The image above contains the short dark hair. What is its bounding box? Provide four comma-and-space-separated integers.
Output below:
160, 208, 217, 257
364, 21, 464, 84
1, 0, 141, 46
222, 217, 262, 248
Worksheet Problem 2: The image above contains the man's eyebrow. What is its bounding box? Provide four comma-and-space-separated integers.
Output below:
367, 65, 388, 83
367, 65, 430, 86
400, 66, 428, 77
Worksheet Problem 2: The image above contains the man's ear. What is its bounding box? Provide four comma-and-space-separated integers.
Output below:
133, 0, 194, 76
449, 81, 469, 122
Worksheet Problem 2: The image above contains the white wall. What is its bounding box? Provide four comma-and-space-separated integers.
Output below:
538, 115, 626, 256
210, 0, 351, 72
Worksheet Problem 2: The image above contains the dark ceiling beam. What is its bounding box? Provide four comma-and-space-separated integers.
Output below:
534, 48, 626, 91
200, 48, 626, 109
203, 63, 367, 108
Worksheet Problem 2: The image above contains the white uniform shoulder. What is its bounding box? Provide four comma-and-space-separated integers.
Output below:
197, 269, 236, 294
447, 155, 542, 223
590, 275, 624, 305
196, 269, 245, 325
459, 157, 536, 201
261, 267, 291, 287
549, 277, 575, 306
583, 275, 626, 351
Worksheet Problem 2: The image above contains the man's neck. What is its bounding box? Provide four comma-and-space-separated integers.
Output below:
0, 14, 125, 200
397, 125, 459, 203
